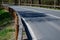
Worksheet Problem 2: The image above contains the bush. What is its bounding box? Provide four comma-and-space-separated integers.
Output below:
0, 9, 13, 26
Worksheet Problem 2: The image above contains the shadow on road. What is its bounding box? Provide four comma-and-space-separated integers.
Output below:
18, 11, 47, 18
18, 11, 60, 22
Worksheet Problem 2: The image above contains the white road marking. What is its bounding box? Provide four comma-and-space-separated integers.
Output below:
47, 22, 60, 31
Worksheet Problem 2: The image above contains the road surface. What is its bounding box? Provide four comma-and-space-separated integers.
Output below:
8, 6, 60, 40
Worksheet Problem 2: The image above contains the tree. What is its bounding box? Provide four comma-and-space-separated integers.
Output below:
56, 0, 60, 5
0, 0, 2, 7
0, 0, 2, 4
32, 0, 34, 4
14, 0, 19, 5
39, 0, 41, 4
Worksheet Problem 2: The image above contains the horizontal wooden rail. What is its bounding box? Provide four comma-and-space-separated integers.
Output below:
20, 3, 60, 8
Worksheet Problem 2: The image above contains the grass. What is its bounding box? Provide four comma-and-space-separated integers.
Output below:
0, 9, 12, 26
0, 25, 15, 36
0, 24, 15, 40
0, 9, 6, 14
0, 8, 15, 40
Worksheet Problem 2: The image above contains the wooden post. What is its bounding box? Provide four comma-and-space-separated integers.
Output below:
9, 8, 19, 40
20, 0, 21, 5
54, 0, 56, 8
13, 11, 19, 40
18, 0, 20, 5
3, 7, 19, 40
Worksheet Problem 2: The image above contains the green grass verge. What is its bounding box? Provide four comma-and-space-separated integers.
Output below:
0, 9, 13, 26
0, 24, 15, 40
0, 8, 15, 40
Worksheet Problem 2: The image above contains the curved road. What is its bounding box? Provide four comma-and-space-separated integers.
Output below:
8, 5, 60, 40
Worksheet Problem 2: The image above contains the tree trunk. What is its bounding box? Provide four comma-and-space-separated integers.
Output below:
0, 0, 2, 7
32, 0, 33, 4
14, 0, 18, 5
57, 0, 59, 5
39, 0, 41, 4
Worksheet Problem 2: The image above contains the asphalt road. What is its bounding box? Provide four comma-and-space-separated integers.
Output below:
9, 6, 60, 40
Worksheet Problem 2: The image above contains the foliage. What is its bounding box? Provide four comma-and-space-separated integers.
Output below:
0, 24, 15, 40
0, 9, 15, 40
0, 9, 12, 26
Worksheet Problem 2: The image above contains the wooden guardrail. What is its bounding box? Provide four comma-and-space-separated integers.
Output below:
2, 5, 19, 40
20, 3, 60, 8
